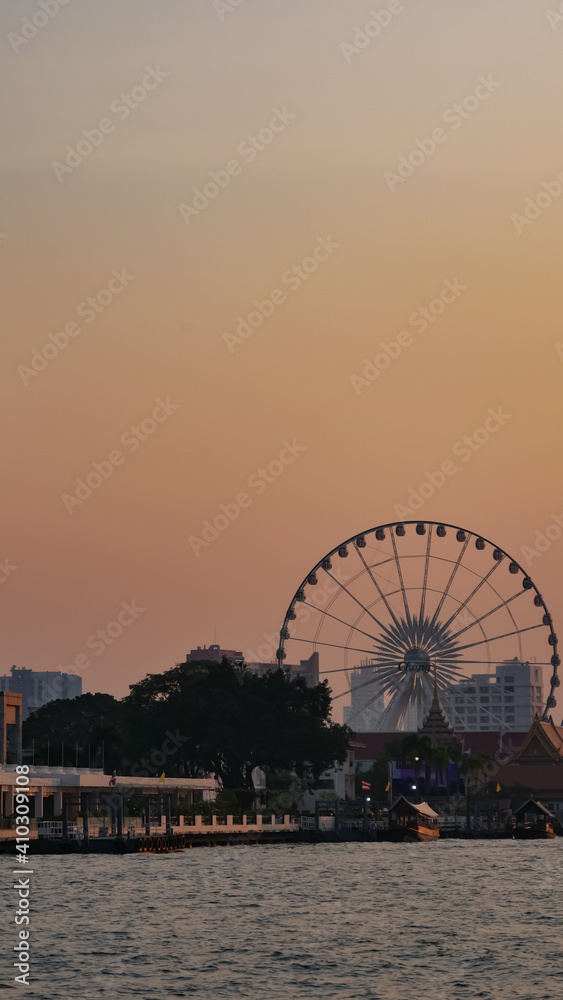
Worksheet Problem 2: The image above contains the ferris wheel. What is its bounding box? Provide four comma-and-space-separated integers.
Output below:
277, 521, 560, 731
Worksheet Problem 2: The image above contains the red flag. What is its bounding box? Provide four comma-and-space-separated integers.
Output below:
361, 780, 371, 791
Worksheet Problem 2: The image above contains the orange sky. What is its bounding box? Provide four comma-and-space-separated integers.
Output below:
2, 0, 563, 720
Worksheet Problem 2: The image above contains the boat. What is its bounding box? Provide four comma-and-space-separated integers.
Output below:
388, 796, 440, 842
513, 798, 557, 839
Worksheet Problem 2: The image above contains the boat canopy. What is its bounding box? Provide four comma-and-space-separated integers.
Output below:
391, 796, 439, 819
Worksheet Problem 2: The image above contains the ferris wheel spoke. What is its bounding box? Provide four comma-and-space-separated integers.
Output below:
390, 528, 412, 629
419, 525, 433, 623
355, 546, 402, 629
322, 569, 399, 641
299, 601, 382, 646
429, 534, 471, 628
446, 590, 525, 643
285, 636, 383, 658
332, 666, 397, 701
440, 559, 503, 631
454, 622, 545, 654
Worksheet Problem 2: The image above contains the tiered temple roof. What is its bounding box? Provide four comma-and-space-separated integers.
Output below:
418, 683, 462, 748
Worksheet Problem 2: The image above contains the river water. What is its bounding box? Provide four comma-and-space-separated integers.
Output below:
3, 841, 562, 999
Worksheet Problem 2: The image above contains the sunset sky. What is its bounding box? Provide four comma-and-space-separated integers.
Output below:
2, 0, 563, 719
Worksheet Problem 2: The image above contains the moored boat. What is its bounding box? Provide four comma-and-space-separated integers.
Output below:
388, 796, 440, 842
514, 798, 557, 839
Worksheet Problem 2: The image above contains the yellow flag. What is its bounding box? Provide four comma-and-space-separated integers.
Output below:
385, 781, 390, 792
496, 783, 501, 792
158, 772, 165, 784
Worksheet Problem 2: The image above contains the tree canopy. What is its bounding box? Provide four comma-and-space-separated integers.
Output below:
23, 659, 351, 801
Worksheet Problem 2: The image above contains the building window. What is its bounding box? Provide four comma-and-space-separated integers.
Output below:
505, 715, 515, 723
455, 697, 464, 704
536, 686, 542, 696
505, 696, 514, 704
492, 695, 501, 704
463, 687, 475, 694
468, 716, 477, 724
504, 685, 514, 693
480, 697, 489, 704
504, 677, 514, 683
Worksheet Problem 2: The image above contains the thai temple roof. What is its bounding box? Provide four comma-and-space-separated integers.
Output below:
418, 681, 462, 748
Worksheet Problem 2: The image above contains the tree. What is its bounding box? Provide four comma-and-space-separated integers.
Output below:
23, 693, 125, 769
124, 658, 351, 801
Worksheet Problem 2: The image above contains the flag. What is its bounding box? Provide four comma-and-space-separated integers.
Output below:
496, 783, 501, 792
361, 780, 371, 791
158, 772, 165, 784
385, 781, 390, 792
108, 770, 117, 787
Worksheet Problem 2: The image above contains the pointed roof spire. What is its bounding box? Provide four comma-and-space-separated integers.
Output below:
419, 677, 461, 748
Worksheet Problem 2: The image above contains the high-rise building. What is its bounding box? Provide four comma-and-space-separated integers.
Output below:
0, 667, 82, 721
441, 659, 544, 732
343, 660, 384, 731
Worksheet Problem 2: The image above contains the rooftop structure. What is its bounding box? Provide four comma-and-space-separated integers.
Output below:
182, 644, 243, 663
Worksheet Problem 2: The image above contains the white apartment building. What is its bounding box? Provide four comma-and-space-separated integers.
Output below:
343, 660, 384, 731
441, 659, 544, 732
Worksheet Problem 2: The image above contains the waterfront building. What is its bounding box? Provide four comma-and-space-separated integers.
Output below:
343, 660, 384, 731
440, 659, 544, 732
0, 666, 82, 721
0, 764, 218, 821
